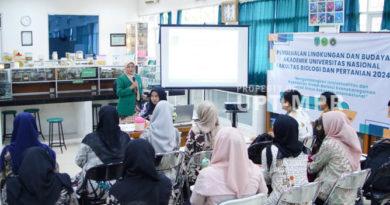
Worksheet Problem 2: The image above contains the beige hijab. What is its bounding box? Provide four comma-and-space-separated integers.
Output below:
195, 101, 220, 141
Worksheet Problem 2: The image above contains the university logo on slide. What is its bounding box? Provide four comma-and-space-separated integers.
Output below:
321, 37, 328, 46
314, 37, 337, 46
330, 38, 337, 46
314, 37, 321, 46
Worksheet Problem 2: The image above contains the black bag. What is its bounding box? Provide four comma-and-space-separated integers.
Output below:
363, 139, 390, 196
248, 133, 273, 166
311, 117, 325, 154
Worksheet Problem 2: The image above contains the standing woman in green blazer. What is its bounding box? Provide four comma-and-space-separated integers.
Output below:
116, 62, 143, 117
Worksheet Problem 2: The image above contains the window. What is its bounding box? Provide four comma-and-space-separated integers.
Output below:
360, 0, 384, 31
181, 6, 219, 24
49, 15, 99, 59
139, 14, 159, 60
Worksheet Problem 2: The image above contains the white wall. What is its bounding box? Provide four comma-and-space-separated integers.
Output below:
0, 0, 138, 60
138, 0, 225, 16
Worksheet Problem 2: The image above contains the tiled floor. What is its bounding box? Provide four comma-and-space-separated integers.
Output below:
54, 137, 83, 177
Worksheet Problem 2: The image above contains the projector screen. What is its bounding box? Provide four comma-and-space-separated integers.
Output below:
160, 25, 248, 88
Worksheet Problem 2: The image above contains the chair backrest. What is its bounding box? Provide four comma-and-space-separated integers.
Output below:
85, 162, 124, 181
325, 169, 371, 203
155, 151, 184, 172
334, 169, 370, 190
187, 150, 213, 170
277, 181, 321, 204
219, 193, 267, 205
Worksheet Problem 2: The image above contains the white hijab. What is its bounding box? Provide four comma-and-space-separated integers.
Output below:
143, 101, 179, 153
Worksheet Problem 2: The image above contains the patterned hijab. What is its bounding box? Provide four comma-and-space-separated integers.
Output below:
195, 101, 220, 143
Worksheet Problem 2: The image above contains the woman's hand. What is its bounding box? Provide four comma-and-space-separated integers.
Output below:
145, 120, 150, 128
130, 81, 138, 90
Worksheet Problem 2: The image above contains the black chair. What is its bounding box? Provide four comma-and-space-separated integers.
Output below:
78, 162, 124, 205
363, 162, 390, 205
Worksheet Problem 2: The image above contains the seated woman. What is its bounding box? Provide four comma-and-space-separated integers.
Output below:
184, 101, 220, 184
140, 86, 167, 120
141, 101, 180, 154
75, 105, 129, 198
107, 139, 172, 205
262, 115, 308, 205
308, 111, 362, 204
0, 112, 55, 189
281, 89, 313, 143
5, 147, 76, 205
191, 127, 268, 205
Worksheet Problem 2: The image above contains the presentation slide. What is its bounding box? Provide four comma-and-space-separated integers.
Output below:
160, 25, 248, 88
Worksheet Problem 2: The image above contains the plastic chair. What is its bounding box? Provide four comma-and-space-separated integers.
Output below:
78, 162, 124, 205
219, 193, 267, 205
155, 151, 185, 205
324, 169, 371, 204
276, 181, 321, 204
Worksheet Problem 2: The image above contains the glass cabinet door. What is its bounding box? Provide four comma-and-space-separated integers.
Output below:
0, 70, 12, 99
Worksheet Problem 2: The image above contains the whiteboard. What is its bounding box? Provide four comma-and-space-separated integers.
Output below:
160, 25, 248, 88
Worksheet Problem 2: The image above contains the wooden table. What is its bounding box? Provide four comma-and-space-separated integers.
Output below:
128, 124, 192, 147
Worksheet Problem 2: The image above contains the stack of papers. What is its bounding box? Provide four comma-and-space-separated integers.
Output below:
119, 124, 135, 133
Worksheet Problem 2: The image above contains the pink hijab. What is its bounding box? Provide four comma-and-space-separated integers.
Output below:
193, 127, 267, 197
322, 111, 362, 171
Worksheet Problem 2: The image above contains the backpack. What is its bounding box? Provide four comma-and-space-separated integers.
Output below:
363, 139, 390, 195
247, 133, 273, 167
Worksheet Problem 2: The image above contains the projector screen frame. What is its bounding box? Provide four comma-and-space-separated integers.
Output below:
159, 24, 249, 89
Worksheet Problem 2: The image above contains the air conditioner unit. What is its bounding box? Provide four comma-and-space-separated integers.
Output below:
145, 0, 158, 4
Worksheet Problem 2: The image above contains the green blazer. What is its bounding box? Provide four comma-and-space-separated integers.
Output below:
116, 74, 143, 117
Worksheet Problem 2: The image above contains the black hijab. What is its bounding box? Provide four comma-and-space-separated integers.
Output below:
273, 115, 303, 159
142, 87, 167, 119
110, 139, 162, 205
82, 105, 129, 164
6, 147, 72, 205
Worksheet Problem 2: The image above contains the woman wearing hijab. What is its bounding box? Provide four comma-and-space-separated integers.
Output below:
75, 105, 129, 198
5, 147, 76, 205
140, 86, 167, 120
0, 112, 55, 185
141, 100, 180, 154
308, 111, 362, 204
107, 139, 172, 205
261, 115, 308, 205
184, 101, 220, 185
116, 62, 143, 117
190, 127, 268, 205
